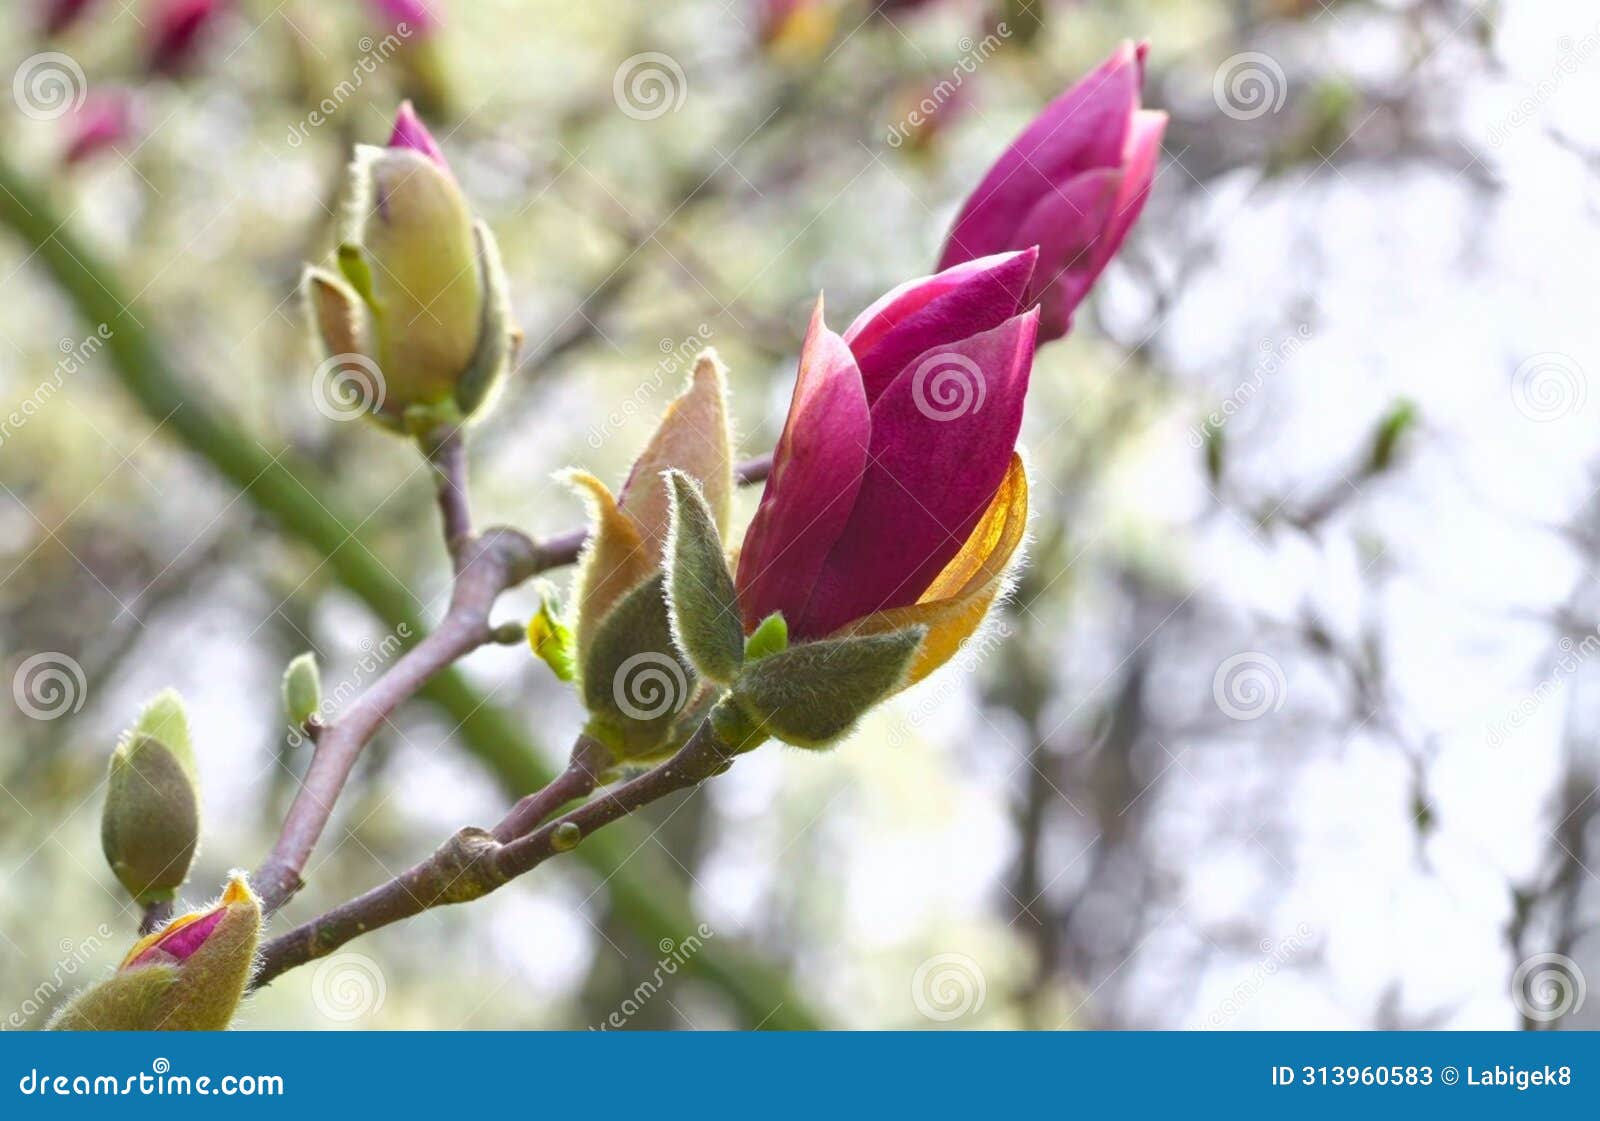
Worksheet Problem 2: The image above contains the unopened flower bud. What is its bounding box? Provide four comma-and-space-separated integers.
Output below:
49, 876, 261, 1031
304, 103, 517, 432
550, 821, 582, 852
101, 690, 200, 904
282, 651, 322, 727
102, 736, 199, 904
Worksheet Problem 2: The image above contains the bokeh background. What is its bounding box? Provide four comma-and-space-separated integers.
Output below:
2, 0, 1599, 1030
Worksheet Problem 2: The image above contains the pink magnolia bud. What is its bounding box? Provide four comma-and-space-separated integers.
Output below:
49, 876, 261, 1031
736, 250, 1038, 642
40, 0, 98, 36
146, 0, 224, 76
939, 40, 1167, 340
61, 91, 137, 166
387, 98, 448, 169
367, 0, 440, 37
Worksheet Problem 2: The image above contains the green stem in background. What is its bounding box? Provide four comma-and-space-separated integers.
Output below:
0, 153, 816, 1030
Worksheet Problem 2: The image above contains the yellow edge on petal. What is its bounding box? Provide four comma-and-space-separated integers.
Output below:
837, 454, 1028, 686
564, 471, 656, 664
118, 875, 257, 970
120, 910, 206, 970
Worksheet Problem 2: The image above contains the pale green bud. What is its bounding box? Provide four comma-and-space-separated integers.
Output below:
281, 651, 323, 728
102, 735, 200, 904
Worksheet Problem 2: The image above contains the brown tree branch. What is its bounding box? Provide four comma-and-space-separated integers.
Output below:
251, 448, 774, 915
253, 721, 742, 987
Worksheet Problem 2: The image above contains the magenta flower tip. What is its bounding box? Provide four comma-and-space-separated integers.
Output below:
388, 101, 449, 169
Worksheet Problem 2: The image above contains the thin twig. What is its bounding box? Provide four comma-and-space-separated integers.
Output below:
425, 427, 474, 566
251, 528, 543, 913
253, 722, 740, 986
492, 735, 611, 842
138, 900, 173, 936
250, 452, 773, 915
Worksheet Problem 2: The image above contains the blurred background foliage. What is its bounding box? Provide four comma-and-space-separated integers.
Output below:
3, 0, 1599, 1029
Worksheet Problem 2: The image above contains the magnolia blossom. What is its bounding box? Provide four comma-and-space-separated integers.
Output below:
939, 40, 1167, 340
62, 92, 137, 166
147, 0, 224, 76
736, 251, 1036, 681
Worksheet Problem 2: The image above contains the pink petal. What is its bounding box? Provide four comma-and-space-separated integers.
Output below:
1099, 109, 1167, 264
388, 100, 449, 170
845, 249, 1037, 403
127, 908, 225, 968
1009, 167, 1121, 341
147, 0, 222, 76
735, 297, 871, 630
939, 41, 1144, 269
369, 0, 440, 36
797, 308, 1039, 638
